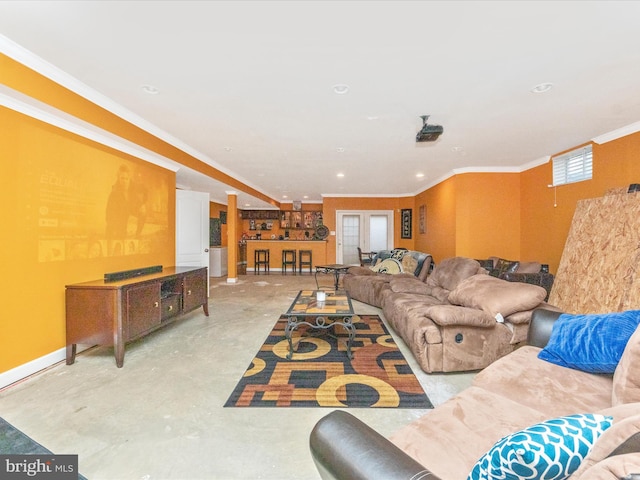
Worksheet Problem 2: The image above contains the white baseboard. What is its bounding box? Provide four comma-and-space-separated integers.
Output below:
0, 345, 90, 390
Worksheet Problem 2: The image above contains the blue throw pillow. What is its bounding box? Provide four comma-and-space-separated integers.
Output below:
467, 414, 612, 480
538, 310, 640, 373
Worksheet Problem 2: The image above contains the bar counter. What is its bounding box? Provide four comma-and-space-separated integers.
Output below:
246, 240, 328, 272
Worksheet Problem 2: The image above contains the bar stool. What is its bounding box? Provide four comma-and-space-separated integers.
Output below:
282, 249, 297, 275
298, 250, 313, 275
254, 249, 270, 275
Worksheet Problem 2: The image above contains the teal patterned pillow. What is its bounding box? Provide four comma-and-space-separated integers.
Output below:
467, 414, 612, 480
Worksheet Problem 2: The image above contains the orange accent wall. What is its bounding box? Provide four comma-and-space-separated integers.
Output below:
0, 107, 175, 373
521, 134, 640, 273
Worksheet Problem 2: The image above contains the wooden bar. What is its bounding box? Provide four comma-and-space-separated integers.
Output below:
246, 240, 328, 272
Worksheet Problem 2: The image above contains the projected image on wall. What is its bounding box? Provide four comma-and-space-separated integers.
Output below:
37, 157, 170, 262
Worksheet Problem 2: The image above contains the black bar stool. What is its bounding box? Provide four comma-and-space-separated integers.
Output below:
298, 250, 313, 275
282, 249, 297, 275
254, 249, 270, 274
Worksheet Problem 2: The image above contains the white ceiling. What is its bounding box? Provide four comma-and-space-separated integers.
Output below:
2, 1, 640, 208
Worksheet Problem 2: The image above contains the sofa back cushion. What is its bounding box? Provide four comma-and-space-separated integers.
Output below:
427, 257, 486, 292
448, 274, 547, 318
612, 323, 640, 405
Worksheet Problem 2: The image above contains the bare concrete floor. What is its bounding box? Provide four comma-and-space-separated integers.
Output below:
0, 274, 474, 480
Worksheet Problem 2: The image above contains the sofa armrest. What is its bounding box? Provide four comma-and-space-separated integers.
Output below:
527, 308, 563, 348
310, 410, 441, 480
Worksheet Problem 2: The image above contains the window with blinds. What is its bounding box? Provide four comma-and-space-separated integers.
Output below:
552, 145, 593, 186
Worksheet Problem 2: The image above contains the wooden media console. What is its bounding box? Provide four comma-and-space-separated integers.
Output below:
65, 266, 209, 367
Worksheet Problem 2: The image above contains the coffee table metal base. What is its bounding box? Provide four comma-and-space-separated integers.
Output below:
285, 315, 355, 360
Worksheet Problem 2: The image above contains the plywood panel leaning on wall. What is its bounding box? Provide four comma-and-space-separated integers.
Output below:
549, 190, 640, 313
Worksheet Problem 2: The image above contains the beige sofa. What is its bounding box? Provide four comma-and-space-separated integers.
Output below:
310, 308, 640, 480
346, 256, 552, 373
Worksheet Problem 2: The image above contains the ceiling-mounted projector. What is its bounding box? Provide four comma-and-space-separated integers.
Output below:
416, 115, 443, 142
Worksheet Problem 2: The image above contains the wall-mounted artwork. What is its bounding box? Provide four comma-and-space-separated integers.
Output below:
419, 204, 426, 234
401, 208, 412, 239
210, 218, 222, 246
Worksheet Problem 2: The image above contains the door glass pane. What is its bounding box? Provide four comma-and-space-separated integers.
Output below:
369, 215, 388, 252
342, 215, 360, 265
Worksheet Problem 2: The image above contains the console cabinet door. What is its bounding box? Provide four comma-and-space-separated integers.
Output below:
126, 283, 161, 340
182, 271, 207, 312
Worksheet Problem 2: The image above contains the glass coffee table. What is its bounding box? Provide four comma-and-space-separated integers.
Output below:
284, 290, 355, 360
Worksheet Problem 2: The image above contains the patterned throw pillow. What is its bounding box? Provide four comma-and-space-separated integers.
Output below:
369, 258, 403, 275
390, 249, 407, 260
467, 414, 612, 480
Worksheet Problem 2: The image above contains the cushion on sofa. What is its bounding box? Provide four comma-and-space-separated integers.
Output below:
472, 346, 614, 419
612, 321, 640, 405
572, 453, 640, 480
448, 274, 547, 318
571, 413, 640, 476
370, 258, 403, 274
538, 311, 640, 374
423, 304, 496, 328
467, 413, 613, 480
427, 257, 486, 291
389, 277, 432, 295
346, 266, 377, 276
517, 261, 542, 274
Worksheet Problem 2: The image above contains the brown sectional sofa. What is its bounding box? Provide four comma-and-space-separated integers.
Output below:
310, 308, 640, 480
345, 256, 553, 373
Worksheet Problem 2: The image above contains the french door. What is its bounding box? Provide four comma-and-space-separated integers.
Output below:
336, 210, 393, 265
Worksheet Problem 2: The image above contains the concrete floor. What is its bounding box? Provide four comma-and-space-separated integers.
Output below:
0, 274, 474, 480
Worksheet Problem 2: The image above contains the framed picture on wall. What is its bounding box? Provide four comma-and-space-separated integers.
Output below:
401, 208, 412, 239
419, 204, 426, 234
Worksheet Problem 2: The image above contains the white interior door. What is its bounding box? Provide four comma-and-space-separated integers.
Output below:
176, 190, 210, 292
336, 210, 393, 264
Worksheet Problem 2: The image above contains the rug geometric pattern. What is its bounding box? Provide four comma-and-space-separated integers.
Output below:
224, 315, 433, 408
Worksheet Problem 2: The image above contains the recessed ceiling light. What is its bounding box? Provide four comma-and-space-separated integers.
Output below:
337, 173, 345, 178
303, 195, 309, 199
244, 203, 251, 207
451, 146, 463, 152
337, 147, 345, 153
416, 173, 424, 178
531, 82, 553, 94
140, 84, 160, 95
224, 146, 232, 152
367, 116, 379, 121
282, 195, 288, 199
333, 84, 350, 95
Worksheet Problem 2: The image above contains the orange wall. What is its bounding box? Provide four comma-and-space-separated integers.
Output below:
455, 172, 521, 261
0, 107, 175, 373
521, 134, 640, 273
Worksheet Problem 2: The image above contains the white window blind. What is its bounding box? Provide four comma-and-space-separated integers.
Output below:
552, 145, 593, 186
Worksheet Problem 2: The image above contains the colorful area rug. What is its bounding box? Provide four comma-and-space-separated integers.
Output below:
224, 314, 433, 408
